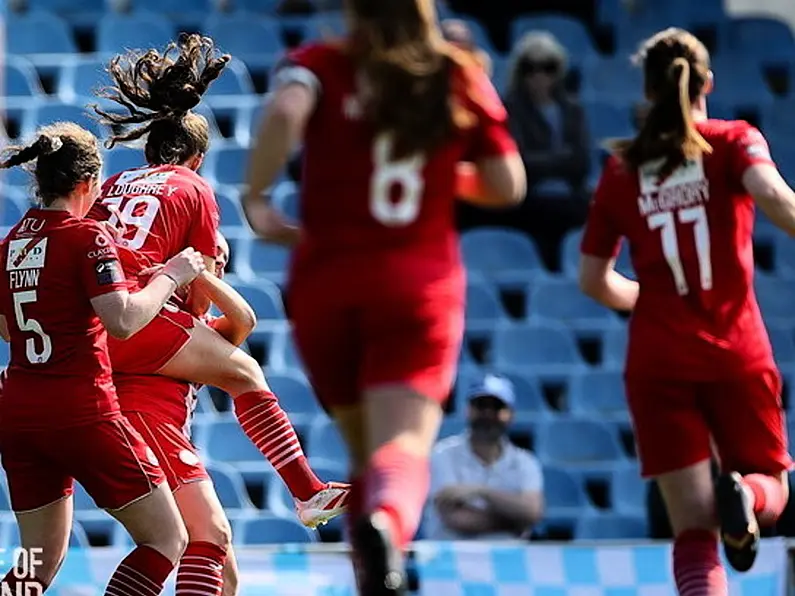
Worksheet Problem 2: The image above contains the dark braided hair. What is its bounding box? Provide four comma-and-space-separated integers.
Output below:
608, 28, 713, 182
0, 122, 101, 206
93, 33, 230, 165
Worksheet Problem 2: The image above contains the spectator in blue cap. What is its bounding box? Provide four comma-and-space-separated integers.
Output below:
424, 374, 544, 540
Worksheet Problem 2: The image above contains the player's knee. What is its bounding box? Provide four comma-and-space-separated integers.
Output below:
150, 518, 188, 564
225, 352, 266, 395
33, 552, 67, 587
185, 512, 232, 550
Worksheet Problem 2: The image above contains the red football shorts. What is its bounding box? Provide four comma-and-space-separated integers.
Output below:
626, 368, 792, 478
108, 304, 195, 374
0, 415, 165, 512
289, 281, 464, 409
125, 411, 208, 491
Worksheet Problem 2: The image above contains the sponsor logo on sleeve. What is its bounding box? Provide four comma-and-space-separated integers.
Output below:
94, 260, 124, 286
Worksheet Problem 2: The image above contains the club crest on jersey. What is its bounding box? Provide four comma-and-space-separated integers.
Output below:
7, 238, 48, 271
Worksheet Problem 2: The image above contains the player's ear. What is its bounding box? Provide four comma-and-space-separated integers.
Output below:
703, 70, 714, 95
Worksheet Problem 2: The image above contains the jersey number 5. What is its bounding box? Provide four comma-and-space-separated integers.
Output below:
103, 195, 162, 250
370, 135, 426, 227
647, 205, 713, 296
13, 290, 52, 364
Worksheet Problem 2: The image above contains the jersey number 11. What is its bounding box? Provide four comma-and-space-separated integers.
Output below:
647, 205, 713, 296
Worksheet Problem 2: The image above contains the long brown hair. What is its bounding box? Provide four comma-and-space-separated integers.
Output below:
344, 0, 477, 160
0, 123, 101, 206
92, 33, 230, 165
609, 28, 712, 181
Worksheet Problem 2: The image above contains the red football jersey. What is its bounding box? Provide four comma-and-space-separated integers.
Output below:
0, 209, 128, 429
89, 164, 220, 282
581, 120, 776, 380
279, 42, 517, 289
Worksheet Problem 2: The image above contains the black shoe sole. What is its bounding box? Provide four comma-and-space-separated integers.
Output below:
352, 513, 406, 596
716, 472, 760, 573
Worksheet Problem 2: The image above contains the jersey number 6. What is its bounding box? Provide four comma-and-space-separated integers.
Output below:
647, 205, 713, 296
370, 135, 426, 227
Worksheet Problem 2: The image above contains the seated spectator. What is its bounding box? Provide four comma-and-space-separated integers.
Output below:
441, 19, 492, 75
424, 375, 544, 540
504, 31, 591, 270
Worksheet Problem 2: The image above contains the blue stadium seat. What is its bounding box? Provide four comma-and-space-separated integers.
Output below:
193, 386, 219, 415
72, 482, 97, 511
510, 15, 596, 57
217, 190, 246, 230
308, 419, 350, 468
238, 238, 291, 284
205, 418, 271, 467
236, 516, 316, 545
57, 58, 110, 103
725, 17, 795, 66
568, 370, 627, 421
528, 278, 620, 330
4, 57, 43, 100
710, 57, 773, 106
272, 180, 301, 221
267, 372, 324, 418
209, 147, 247, 186
230, 0, 281, 12
767, 134, 795, 185
300, 12, 348, 42
601, 325, 628, 369
0, 483, 10, 511
461, 228, 546, 287
128, 0, 215, 27
2, 195, 26, 228
204, 15, 284, 68
27, 0, 105, 21
268, 328, 304, 372
437, 417, 466, 440
492, 322, 586, 375
204, 59, 257, 103
756, 276, 795, 323
466, 279, 507, 332
490, 56, 510, 95
581, 57, 644, 104
584, 101, 635, 146
575, 514, 647, 540
613, 18, 688, 54
0, 342, 10, 368
543, 466, 593, 517
97, 12, 175, 55
33, 102, 107, 138
775, 235, 795, 277
206, 462, 256, 510
767, 325, 795, 367
104, 148, 144, 178
231, 280, 286, 320
7, 12, 77, 55
611, 465, 646, 515
535, 419, 624, 469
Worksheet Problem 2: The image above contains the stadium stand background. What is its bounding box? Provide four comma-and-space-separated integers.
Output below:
2, 0, 795, 551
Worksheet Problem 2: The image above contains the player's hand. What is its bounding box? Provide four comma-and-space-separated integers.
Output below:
244, 201, 301, 247
435, 485, 481, 508
161, 248, 206, 287
98, 220, 123, 243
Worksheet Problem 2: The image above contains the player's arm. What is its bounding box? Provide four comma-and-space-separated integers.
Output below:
744, 165, 795, 236
194, 272, 257, 346
578, 163, 639, 311
456, 158, 526, 208
183, 254, 216, 317
244, 72, 316, 246
579, 255, 638, 311
92, 249, 205, 340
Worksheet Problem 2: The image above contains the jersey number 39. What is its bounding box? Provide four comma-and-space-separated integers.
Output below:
370, 135, 426, 227
647, 205, 713, 296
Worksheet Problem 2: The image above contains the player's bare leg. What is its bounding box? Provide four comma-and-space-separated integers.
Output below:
173, 480, 232, 596
222, 547, 240, 596
106, 483, 188, 595
348, 386, 443, 596
158, 322, 349, 528
715, 470, 788, 572
656, 460, 728, 596
2, 496, 73, 591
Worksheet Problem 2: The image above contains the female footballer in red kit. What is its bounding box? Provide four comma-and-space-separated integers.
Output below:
243, 0, 526, 592
580, 28, 794, 596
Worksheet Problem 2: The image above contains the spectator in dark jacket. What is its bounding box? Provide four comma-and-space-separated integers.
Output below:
504, 31, 591, 270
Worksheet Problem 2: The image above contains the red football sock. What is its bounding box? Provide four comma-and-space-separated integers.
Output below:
176, 541, 227, 596
673, 529, 728, 596
364, 441, 429, 549
104, 545, 174, 596
742, 473, 788, 526
234, 390, 325, 501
